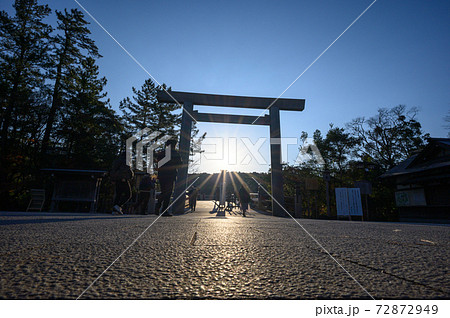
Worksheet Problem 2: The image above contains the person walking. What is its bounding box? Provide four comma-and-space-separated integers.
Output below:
238, 185, 250, 217
134, 173, 155, 215
110, 152, 134, 214
189, 186, 198, 211
155, 139, 182, 216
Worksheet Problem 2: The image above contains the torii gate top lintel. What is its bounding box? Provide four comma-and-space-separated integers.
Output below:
156, 90, 305, 217
156, 90, 305, 111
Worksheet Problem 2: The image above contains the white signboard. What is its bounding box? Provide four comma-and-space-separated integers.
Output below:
335, 188, 363, 217
335, 188, 349, 216
348, 188, 363, 216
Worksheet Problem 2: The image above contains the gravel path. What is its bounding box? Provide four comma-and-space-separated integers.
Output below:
0, 201, 448, 299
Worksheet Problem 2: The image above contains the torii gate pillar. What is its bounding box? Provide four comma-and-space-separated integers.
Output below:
269, 106, 286, 217
172, 102, 193, 214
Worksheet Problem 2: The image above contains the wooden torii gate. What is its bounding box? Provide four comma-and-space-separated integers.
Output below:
157, 90, 305, 216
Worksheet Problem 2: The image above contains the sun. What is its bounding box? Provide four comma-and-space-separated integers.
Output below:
190, 123, 271, 173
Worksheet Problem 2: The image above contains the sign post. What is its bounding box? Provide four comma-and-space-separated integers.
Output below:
335, 188, 363, 221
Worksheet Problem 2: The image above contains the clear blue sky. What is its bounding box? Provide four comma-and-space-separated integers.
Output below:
4, 0, 449, 172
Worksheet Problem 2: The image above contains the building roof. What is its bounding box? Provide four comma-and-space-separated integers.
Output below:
381, 138, 450, 179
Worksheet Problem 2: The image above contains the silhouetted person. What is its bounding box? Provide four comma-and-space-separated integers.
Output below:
155, 139, 182, 216
110, 152, 133, 214
226, 193, 236, 211
134, 173, 155, 215
238, 185, 250, 217
189, 186, 198, 211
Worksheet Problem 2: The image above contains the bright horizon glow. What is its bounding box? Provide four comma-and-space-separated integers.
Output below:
190, 120, 272, 173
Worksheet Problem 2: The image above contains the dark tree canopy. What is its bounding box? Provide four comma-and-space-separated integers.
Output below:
348, 105, 428, 170
309, 124, 358, 175
56, 57, 123, 169
119, 78, 181, 138
0, 0, 52, 154
41, 8, 100, 156
0, 1, 123, 210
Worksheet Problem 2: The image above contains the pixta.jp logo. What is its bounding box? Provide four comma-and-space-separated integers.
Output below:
126, 129, 171, 173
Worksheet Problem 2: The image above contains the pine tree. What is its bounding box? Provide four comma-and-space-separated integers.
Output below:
41, 8, 100, 156
56, 57, 123, 169
119, 78, 181, 138
0, 0, 52, 156
0, 0, 53, 210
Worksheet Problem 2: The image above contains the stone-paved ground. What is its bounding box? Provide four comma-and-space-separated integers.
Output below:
0, 201, 448, 299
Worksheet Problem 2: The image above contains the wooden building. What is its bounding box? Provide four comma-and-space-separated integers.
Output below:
381, 138, 450, 222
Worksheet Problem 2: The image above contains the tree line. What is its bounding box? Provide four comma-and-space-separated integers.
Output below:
188, 104, 430, 221
279, 105, 430, 220
0, 0, 182, 210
